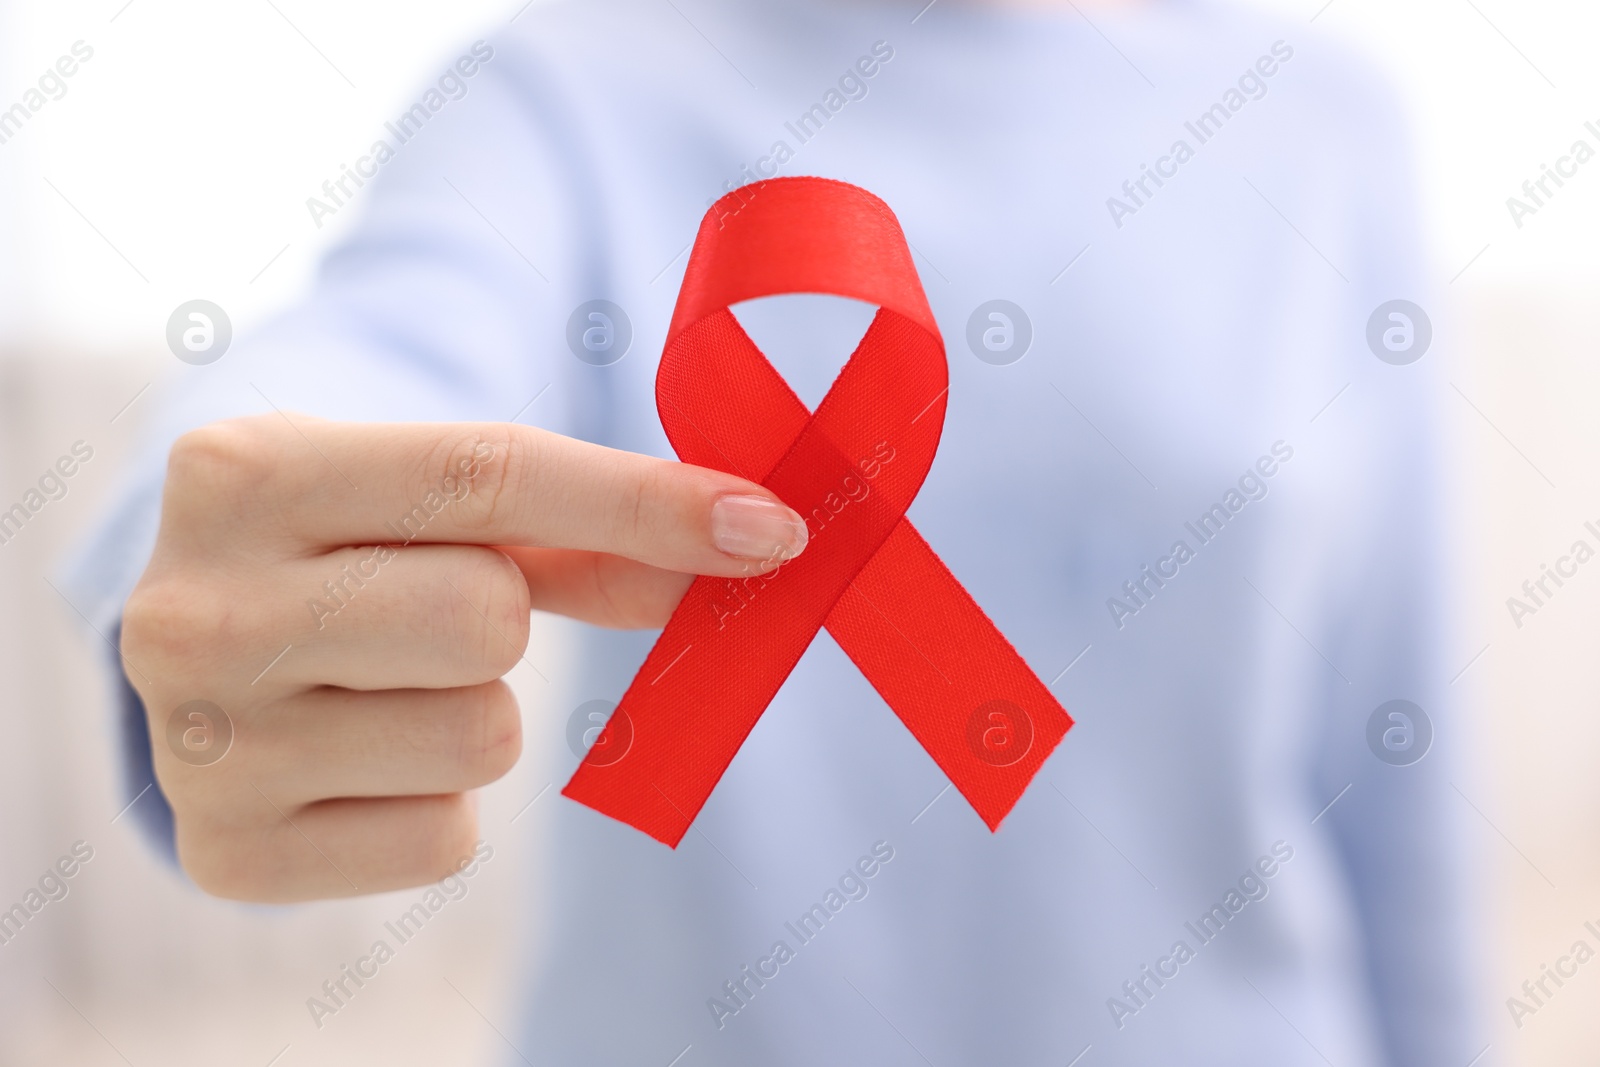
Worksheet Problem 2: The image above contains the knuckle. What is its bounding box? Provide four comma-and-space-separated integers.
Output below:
440, 550, 529, 678
480, 547, 532, 636
589, 553, 682, 630
166, 417, 280, 498
163, 417, 293, 540
612, 459, 661, 557
623, 468, 651, 551
404, 796, 480, 883
119, 580, 174, 665
122, 574, 244, 675
456, 682, 522, 784
175, 820, 270, 901
122, 577, 204, 667
435, 428, 516, 534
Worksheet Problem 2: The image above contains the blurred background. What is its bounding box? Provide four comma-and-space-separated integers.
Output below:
1, 0, 1597, 1062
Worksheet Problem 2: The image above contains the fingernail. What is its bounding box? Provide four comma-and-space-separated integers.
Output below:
711, 494, 809, 561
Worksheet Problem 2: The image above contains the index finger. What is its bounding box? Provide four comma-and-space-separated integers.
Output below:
167, 415, 809, 577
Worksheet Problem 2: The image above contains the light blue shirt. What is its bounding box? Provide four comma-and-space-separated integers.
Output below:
67, 0, 1489, 1063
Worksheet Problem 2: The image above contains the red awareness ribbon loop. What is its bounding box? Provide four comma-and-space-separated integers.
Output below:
562, 177, 1073, 846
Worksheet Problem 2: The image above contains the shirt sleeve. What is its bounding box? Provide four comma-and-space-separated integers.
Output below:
1299, 55, 1493, 1067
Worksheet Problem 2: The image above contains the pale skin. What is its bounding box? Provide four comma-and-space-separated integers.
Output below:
121, 417, 809, 902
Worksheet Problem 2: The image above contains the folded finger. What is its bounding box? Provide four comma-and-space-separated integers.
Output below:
268, 543, 532, 692
178, 792, 482, 902
500, 546, 694, 629
246, 683, 521, 806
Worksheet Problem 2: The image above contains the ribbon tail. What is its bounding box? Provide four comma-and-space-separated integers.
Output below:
824, 521, 1073, 830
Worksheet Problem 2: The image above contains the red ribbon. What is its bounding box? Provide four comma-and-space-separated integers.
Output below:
563, 177, 1072, 846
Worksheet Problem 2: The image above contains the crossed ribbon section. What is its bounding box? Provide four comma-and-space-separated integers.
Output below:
563, 177, 1072, 846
